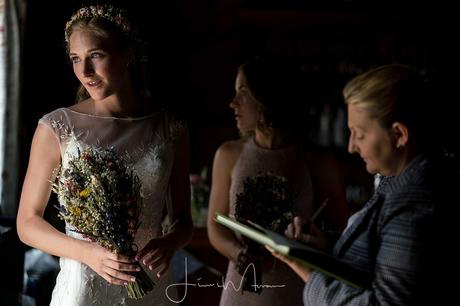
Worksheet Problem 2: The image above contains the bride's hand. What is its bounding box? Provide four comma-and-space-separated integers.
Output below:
82, 243, 139, 285
135, 237, 175, 279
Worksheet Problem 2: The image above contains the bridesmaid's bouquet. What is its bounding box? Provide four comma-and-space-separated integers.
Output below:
234, 172, 295, 293
52, 146, 154, 299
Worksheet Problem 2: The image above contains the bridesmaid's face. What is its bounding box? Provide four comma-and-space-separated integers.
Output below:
229, 70, 259, 135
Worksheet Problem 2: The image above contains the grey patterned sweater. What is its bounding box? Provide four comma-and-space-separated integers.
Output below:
303, 153, 459, 305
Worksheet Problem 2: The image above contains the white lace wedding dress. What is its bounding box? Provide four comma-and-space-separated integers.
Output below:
39, 108, 182, 306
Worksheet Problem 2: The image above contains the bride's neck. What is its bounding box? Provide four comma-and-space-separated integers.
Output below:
93, 93, 152, 118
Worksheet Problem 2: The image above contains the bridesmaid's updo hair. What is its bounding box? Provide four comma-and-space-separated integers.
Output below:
238, 56, 306, 133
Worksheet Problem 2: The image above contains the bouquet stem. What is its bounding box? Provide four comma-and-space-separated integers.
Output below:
126, 266, 155, 299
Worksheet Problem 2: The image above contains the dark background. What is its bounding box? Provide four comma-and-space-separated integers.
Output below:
21, 0, 459, 183
14, 1, 460, 305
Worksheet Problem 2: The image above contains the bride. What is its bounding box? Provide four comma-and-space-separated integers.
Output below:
16, 5, 193, 305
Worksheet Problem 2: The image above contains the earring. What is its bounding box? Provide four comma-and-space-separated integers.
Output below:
257, 109, 265, 126
257, 115, 264, 126
397, 143, 404, 149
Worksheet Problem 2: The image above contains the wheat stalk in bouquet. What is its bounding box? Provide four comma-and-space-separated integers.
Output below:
52, 146, 154, 299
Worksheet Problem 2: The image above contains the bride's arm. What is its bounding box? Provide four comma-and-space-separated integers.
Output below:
17, 124, 82, 257
17, 123, 138, 285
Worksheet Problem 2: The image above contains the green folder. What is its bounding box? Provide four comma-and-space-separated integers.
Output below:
215, 212, 371, 289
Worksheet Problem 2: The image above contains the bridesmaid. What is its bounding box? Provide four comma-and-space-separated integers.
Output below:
207, 56, 349, 306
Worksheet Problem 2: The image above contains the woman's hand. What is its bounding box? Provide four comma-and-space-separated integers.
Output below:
135, 236, 175, 279
285, 216, 331, 251
284, 216, 307, 240
82, 243, 139, 285
267, 246, 312, 282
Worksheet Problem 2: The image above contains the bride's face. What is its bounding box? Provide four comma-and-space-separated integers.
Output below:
68, 29, 131, 101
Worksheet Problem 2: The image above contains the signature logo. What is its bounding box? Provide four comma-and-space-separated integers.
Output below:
165, 257, 286, 303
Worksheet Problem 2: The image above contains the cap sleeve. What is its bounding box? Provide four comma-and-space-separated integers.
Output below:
37, 108, 73, 150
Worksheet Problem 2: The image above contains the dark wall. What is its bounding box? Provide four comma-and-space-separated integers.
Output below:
21, 0, 460, 180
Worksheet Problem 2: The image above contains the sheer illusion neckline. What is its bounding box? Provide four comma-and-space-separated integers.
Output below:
62, 107, 160, 121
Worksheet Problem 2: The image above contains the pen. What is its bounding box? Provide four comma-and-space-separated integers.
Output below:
310, 197, 329, 224
168, 218, 180, 231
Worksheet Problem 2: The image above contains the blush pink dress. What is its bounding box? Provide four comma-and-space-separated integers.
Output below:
219, 137, 314, 306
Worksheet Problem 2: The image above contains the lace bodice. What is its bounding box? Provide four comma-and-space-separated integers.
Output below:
40, 107, 183, 305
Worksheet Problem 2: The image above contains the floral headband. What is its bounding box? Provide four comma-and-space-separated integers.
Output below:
65, 5, 131, 43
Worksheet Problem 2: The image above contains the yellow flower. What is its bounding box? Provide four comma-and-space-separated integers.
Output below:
79, 188, 91, 198
70, 206, 82, 217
